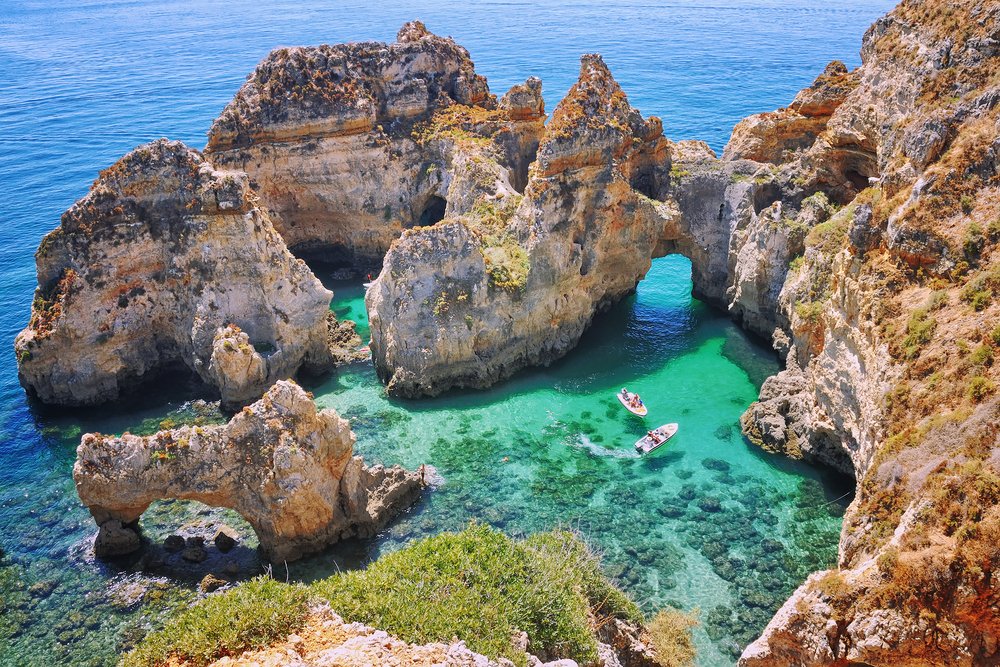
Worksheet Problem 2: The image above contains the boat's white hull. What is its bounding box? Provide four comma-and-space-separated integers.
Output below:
617, 392, 647, 417
635, 423, 678, 454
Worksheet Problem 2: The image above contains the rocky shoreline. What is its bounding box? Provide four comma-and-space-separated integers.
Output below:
11, 4, 1000, 665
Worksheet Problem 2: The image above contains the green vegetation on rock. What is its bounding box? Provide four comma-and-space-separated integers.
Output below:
122, 525, 692, 667
121, 577, 310, 667
648, 608, 698, 667
470, 196, 531, 292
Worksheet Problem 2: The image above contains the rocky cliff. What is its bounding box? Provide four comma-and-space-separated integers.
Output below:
14, 139, 336, 408
361, 5, 1000, 664
204, 20, 544, 267
74, 380, 423, 562
15, 8, 1000, 664
734, 1, 1000, 664
367, 54, 681, 397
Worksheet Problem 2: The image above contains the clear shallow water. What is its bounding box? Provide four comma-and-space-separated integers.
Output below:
0, 1, 893, 665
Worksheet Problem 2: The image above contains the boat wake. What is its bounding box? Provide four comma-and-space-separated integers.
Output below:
572, 434, 640, 459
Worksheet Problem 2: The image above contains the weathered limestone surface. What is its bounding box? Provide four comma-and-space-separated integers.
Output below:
14, 139, 335, 408
735, 2, 1000, 664
74, 381, 423, 562
367, 54, 678, 397
204, 21, 544, 266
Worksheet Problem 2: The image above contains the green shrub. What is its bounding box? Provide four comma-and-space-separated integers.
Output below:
963, 222, 984, 260
470, 196, 530, 292
483, 240, 530, 292
961, 194, 975, 214
312, 524, 638, 666
123, 526, 688, 667
902, 308, 936, 359
970, 344, 994, 367
987, 218, 1000, 242
991, 324, 1000, 347
121, 577, 309, 667
789, 255, 805, 272
647, 609, 698, 667
805, 207, 851, 254
967, 376, 996, 403
961, 266, 1000, 311
795, 300, 824, 325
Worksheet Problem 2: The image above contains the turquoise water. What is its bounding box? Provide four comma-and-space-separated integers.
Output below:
0, 1, 894, 665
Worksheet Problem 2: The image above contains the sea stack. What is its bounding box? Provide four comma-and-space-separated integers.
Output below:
14, 139, 336, 408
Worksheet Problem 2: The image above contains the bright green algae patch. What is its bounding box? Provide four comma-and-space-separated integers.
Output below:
123, 526, 666, 667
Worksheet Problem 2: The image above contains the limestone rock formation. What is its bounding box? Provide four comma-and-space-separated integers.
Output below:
204, 21, 544, 266
74, 380, 424, 562
207, 604, 503, 667
354, 7, 1000, 665
368, 54, 678, 397
733, 1, 1000, 664
366, 49, 844, 397
14, 139, 335, 408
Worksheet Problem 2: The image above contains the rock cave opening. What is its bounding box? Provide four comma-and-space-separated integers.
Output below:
416, 195, 447, 228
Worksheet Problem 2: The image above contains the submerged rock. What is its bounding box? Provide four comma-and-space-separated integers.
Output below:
73, 380, 424, 562
14, 139, 335, 408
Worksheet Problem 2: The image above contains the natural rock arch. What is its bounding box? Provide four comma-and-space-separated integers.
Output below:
74, 381, 423, 562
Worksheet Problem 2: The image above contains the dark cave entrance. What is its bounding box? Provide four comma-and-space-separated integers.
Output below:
416, 195, 447, 228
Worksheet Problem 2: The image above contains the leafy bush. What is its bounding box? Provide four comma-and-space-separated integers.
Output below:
470, 196, 530, 292
483, 240, 530, 292
967, 376, 996, 403
960, 266, 1000, 311
312, 525, 641, 666
647, 609, 698, 667
970, 344, 994, 367
795, 300, 824, 325
902, 308, 936, 359
805, 208, 851, 254
121, 577, 309, 667
123, 526, 690, 667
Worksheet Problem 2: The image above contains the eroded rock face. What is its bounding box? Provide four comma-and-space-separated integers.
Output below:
734, 1, 1000, 664
204, 21, 543, 266
74, 380, 423, 562
14, 139, 334, 408
368, 54, 678, 397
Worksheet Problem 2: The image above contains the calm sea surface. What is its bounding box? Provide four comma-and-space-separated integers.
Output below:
0, 1, 894, 665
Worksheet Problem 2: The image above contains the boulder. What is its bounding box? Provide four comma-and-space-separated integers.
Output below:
93, 520, 141, 558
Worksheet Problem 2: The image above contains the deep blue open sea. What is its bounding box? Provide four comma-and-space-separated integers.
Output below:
1, 2, 895, 665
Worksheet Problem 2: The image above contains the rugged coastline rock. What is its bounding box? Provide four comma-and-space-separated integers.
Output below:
14, 139, 336, 408
207, 605, 507, 667
14, 6, 1000, 664
368, 54, 681, 397
74, 380, 424, 562
204, 21, 544, 266
734, 1, 1000, 664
